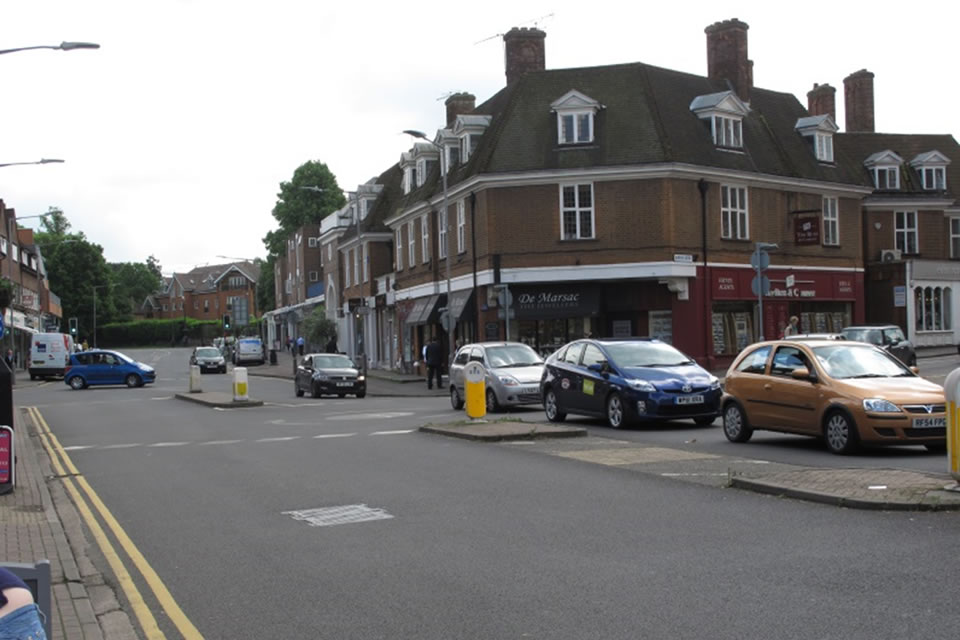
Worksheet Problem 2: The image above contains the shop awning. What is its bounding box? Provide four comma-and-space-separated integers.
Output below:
447, 289, 473, 321
405, 294, 441, 325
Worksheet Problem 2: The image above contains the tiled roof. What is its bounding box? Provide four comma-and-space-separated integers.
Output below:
839, 133, 960, 196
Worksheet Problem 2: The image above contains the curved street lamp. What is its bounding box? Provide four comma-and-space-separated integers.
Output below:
0, 42, 100, 56
0, 159, 64, 168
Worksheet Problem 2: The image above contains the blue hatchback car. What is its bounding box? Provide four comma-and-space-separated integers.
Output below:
64, 350, 156, 390
540, 338, 722, 428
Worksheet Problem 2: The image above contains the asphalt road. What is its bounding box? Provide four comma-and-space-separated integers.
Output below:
15, 347, 960, 639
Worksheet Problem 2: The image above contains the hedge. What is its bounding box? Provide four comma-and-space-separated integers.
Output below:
97, 318, 261, 348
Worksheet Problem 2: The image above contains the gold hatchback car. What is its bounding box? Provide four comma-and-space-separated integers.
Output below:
722, 339, 946, 454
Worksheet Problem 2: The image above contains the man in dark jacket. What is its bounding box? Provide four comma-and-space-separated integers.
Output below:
424, 336, 442, 390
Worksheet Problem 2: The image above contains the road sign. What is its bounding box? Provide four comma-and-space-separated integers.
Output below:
785, 274, 795, 288
496, 308, 515, 320
751, 275, 771, 296
497, 288, 513, 308
440, 310, 456, 332
750, 250, 770, 271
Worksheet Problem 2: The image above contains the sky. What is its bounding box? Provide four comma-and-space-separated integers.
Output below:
2, 1, 958, 275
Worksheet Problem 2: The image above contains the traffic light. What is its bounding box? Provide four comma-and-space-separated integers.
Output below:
223, 314, 231, 329
68, 317, 78, 336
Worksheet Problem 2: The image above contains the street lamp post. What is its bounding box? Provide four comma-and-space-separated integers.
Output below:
0, 159, 65, 169
0, 42, 100, 56
403, 129, 454, 369
92, 284, 108, 349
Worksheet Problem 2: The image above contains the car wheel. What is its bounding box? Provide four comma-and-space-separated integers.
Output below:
544, 388, 566, 422
694, 416, 717, 427
68, 376, 86, 390
486, 388, 500, 413
722, 402, 753, 443
824, 410, 859, 455
925, 442, 947, 453
450, 386, 464, 410
356, 392, 366, 399
125, 374, 141, 388
338, 393, 346, 398
295, 380, 304, 397
606, 392, 625, 429
311, 383, 322, 399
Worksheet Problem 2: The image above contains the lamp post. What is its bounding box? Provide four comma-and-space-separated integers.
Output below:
0, 42, 99, 56
92, 284, 108, 349
403, 129, 454, 369
0, 159, 65, 168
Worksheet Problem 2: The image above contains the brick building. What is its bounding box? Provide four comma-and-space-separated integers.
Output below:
141, 261, 259, 329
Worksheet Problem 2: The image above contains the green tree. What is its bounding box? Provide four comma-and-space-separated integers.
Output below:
263, 160, 345, 257
109, 261, 163, 320
257, 254, 276, 312
301, 306, 337, 349
146, 255, 163, 281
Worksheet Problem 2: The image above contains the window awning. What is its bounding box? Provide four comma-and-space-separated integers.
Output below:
447, 289, 473, 321
405, 294, 441, 325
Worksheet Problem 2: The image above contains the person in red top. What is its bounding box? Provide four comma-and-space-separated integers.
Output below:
0, 566, 46, 639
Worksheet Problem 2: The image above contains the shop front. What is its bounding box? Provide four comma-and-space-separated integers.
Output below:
710, 267, 864, 359
400, 294, 443, 373
907, 260, 959, 348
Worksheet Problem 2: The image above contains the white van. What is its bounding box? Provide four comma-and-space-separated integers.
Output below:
233, 337, 264, 365
29, 332, 75, 380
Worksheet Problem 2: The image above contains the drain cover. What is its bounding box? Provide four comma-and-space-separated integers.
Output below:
282, 504, 394, 527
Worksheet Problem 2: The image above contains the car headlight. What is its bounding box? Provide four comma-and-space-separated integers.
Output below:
498, 375, 520, 386
357, 375, 365, 382
626, 379, 656, 392
708, 376, 721, 390
863, 398, 901, 413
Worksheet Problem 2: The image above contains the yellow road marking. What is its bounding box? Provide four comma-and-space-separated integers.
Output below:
28, 406, 204, 639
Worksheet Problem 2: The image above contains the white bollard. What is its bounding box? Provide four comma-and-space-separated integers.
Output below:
189, 365, 202, 393
944, 367, 960, 484
233, 367, 249, 402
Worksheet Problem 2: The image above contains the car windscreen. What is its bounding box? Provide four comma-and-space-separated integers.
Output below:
312, 355, 354, 369
196, 348, 220, 358
841, 328, 882, 345
602, 341, 693, 367
813, 344, 910, 379
485, 344, 544, 368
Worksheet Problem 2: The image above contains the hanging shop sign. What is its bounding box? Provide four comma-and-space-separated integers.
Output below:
794, 216, 821, 245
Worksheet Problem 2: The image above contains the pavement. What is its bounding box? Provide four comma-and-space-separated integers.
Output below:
3, 343, 960, 638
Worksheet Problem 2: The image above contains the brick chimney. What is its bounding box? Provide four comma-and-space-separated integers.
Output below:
807, 83, 836, 121
844, 69, 875, 133
503, 27, 546, 85
705, 18, 753, 101
445, 93, 476, 127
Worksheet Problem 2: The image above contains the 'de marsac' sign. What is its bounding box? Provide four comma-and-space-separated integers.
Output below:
512, 286, 600, 319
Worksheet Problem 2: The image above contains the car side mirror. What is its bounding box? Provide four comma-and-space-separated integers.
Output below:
791, 367, 817, 382
910, 366, 920, 374
587, 362, 610, 376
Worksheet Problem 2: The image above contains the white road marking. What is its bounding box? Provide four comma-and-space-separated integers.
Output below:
256, 436, 302, 443
151, 396, 173, 400
660, 472, 728, 477
313, 433, 356, 439
148, 442, 191, 447
63, 445, 95, 451
370, 429, 415, 435
264, 402, 326, 408
198, 439, 245, 445
283, 504, 393, 527
328, 412, 414, 420
102, 444, 142, 449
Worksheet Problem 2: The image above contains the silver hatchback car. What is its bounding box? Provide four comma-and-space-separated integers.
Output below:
448, 342, 545, 412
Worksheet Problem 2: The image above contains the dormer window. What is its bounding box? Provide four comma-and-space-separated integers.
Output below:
911, 151, 950, 191
690, 91, 750, 150
452, 114, 492, 164
795, 114, 838, 163
864, 150, 903, 191
415, 158, 437, 187
551, 90, 602, 145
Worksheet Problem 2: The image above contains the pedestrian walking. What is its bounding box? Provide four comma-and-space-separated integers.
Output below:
783, 315, 800, 337
297, 335, 305, 356
425, 335, 442, 390
0, 566, 48, 639
325, 336, 338, 353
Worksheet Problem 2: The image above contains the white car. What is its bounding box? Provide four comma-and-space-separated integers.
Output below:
448, 342, 545, 412
233, 338, 264, 365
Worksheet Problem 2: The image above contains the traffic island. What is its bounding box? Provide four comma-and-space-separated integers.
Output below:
419, 420, 587, 442
174, 392, 264, 408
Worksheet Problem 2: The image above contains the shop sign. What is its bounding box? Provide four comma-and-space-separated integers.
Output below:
894, 285, 907, 307
794, 216, 820, 245
713, 269, 856, 301
0, 426, 12, 489
673, 254, 694, 263
910, 260, 960, 281
765, 283, 817, 299
513, 285, 600, 319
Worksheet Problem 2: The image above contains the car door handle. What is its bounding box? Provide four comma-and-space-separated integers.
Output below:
764, 384, 772, 390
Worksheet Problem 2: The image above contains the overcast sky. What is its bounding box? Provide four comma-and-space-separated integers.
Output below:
2, 1, 957, 275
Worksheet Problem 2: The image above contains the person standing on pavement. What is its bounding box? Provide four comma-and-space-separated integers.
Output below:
325, 336, 338, 353
0, 566, 47, 639
424, 336, 442, 390
783, 315, 800, 337
297, 335, 305, 356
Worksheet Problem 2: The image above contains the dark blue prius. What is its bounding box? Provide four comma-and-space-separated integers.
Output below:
540, 338, 722, 428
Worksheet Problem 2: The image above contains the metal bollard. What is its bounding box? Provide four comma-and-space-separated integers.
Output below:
189, 365, 202, 393
464, 361, 486, 420
944, 367, 960, 485
233, 367, 249, 402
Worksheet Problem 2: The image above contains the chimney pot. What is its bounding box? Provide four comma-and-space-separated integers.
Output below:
705, 18, 752, 101
444, 92, 476, 127
503, 27, 546, 85
844, 69, 875, 132
807, 82, 836, 121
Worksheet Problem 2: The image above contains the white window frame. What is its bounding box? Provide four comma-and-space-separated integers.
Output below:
822, 197, 839, 246
327, 243, 332, 261
457, 200, 466, 254
558, 111, 593, 144
446, 145, 460, 171
407, 221, 415, 266
895, 210, 918, 255
815, 133, 834, 162
362, 243, 368, 283
344, 250, 352, 288
309, 271, 318, 282
416, 159, 426, 187
308, 237, 317, 248
353, 247, 359, 286
921, 166, 946, 190
873, 166, 899, 190
915, 285, 952, 332
421, 213, 430, 263
204, 300, 209, 311
396, 228, 403, 270
951, 217, 960, 259
559, 183, 595, 241
438, 208, 448, 260
720, 185, 749, 240
713, 115, 743, 148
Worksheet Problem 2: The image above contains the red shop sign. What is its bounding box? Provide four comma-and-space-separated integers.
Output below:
794, 216, 820, 245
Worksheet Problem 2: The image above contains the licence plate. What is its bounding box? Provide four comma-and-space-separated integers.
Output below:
336, 381, 353, 387
676, 395, 704, 405
522, 386, 539, 394
913, 416, 946, 429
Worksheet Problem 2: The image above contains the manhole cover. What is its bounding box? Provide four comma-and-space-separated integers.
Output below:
282, 504, 393, 527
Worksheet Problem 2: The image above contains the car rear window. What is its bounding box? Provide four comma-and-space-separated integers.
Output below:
196, 348, 220, 357
735, 346, 770, 374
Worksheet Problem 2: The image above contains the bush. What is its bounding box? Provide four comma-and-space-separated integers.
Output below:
98, 318, 224, 347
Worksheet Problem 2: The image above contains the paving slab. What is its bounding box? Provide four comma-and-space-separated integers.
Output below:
173, 391, 264, 408
419, 420, 587, 441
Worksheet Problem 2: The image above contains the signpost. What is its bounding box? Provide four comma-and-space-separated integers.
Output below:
751, 242, 778, 341
494, 284, 513, 339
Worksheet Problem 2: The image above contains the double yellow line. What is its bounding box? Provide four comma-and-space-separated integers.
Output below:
27, 406, 204, 640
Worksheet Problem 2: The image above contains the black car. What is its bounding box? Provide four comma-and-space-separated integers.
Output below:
189, 346, 227, 373
540, 338, 722, 428
295, 353, 366, 398
840, 324, 916, 366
